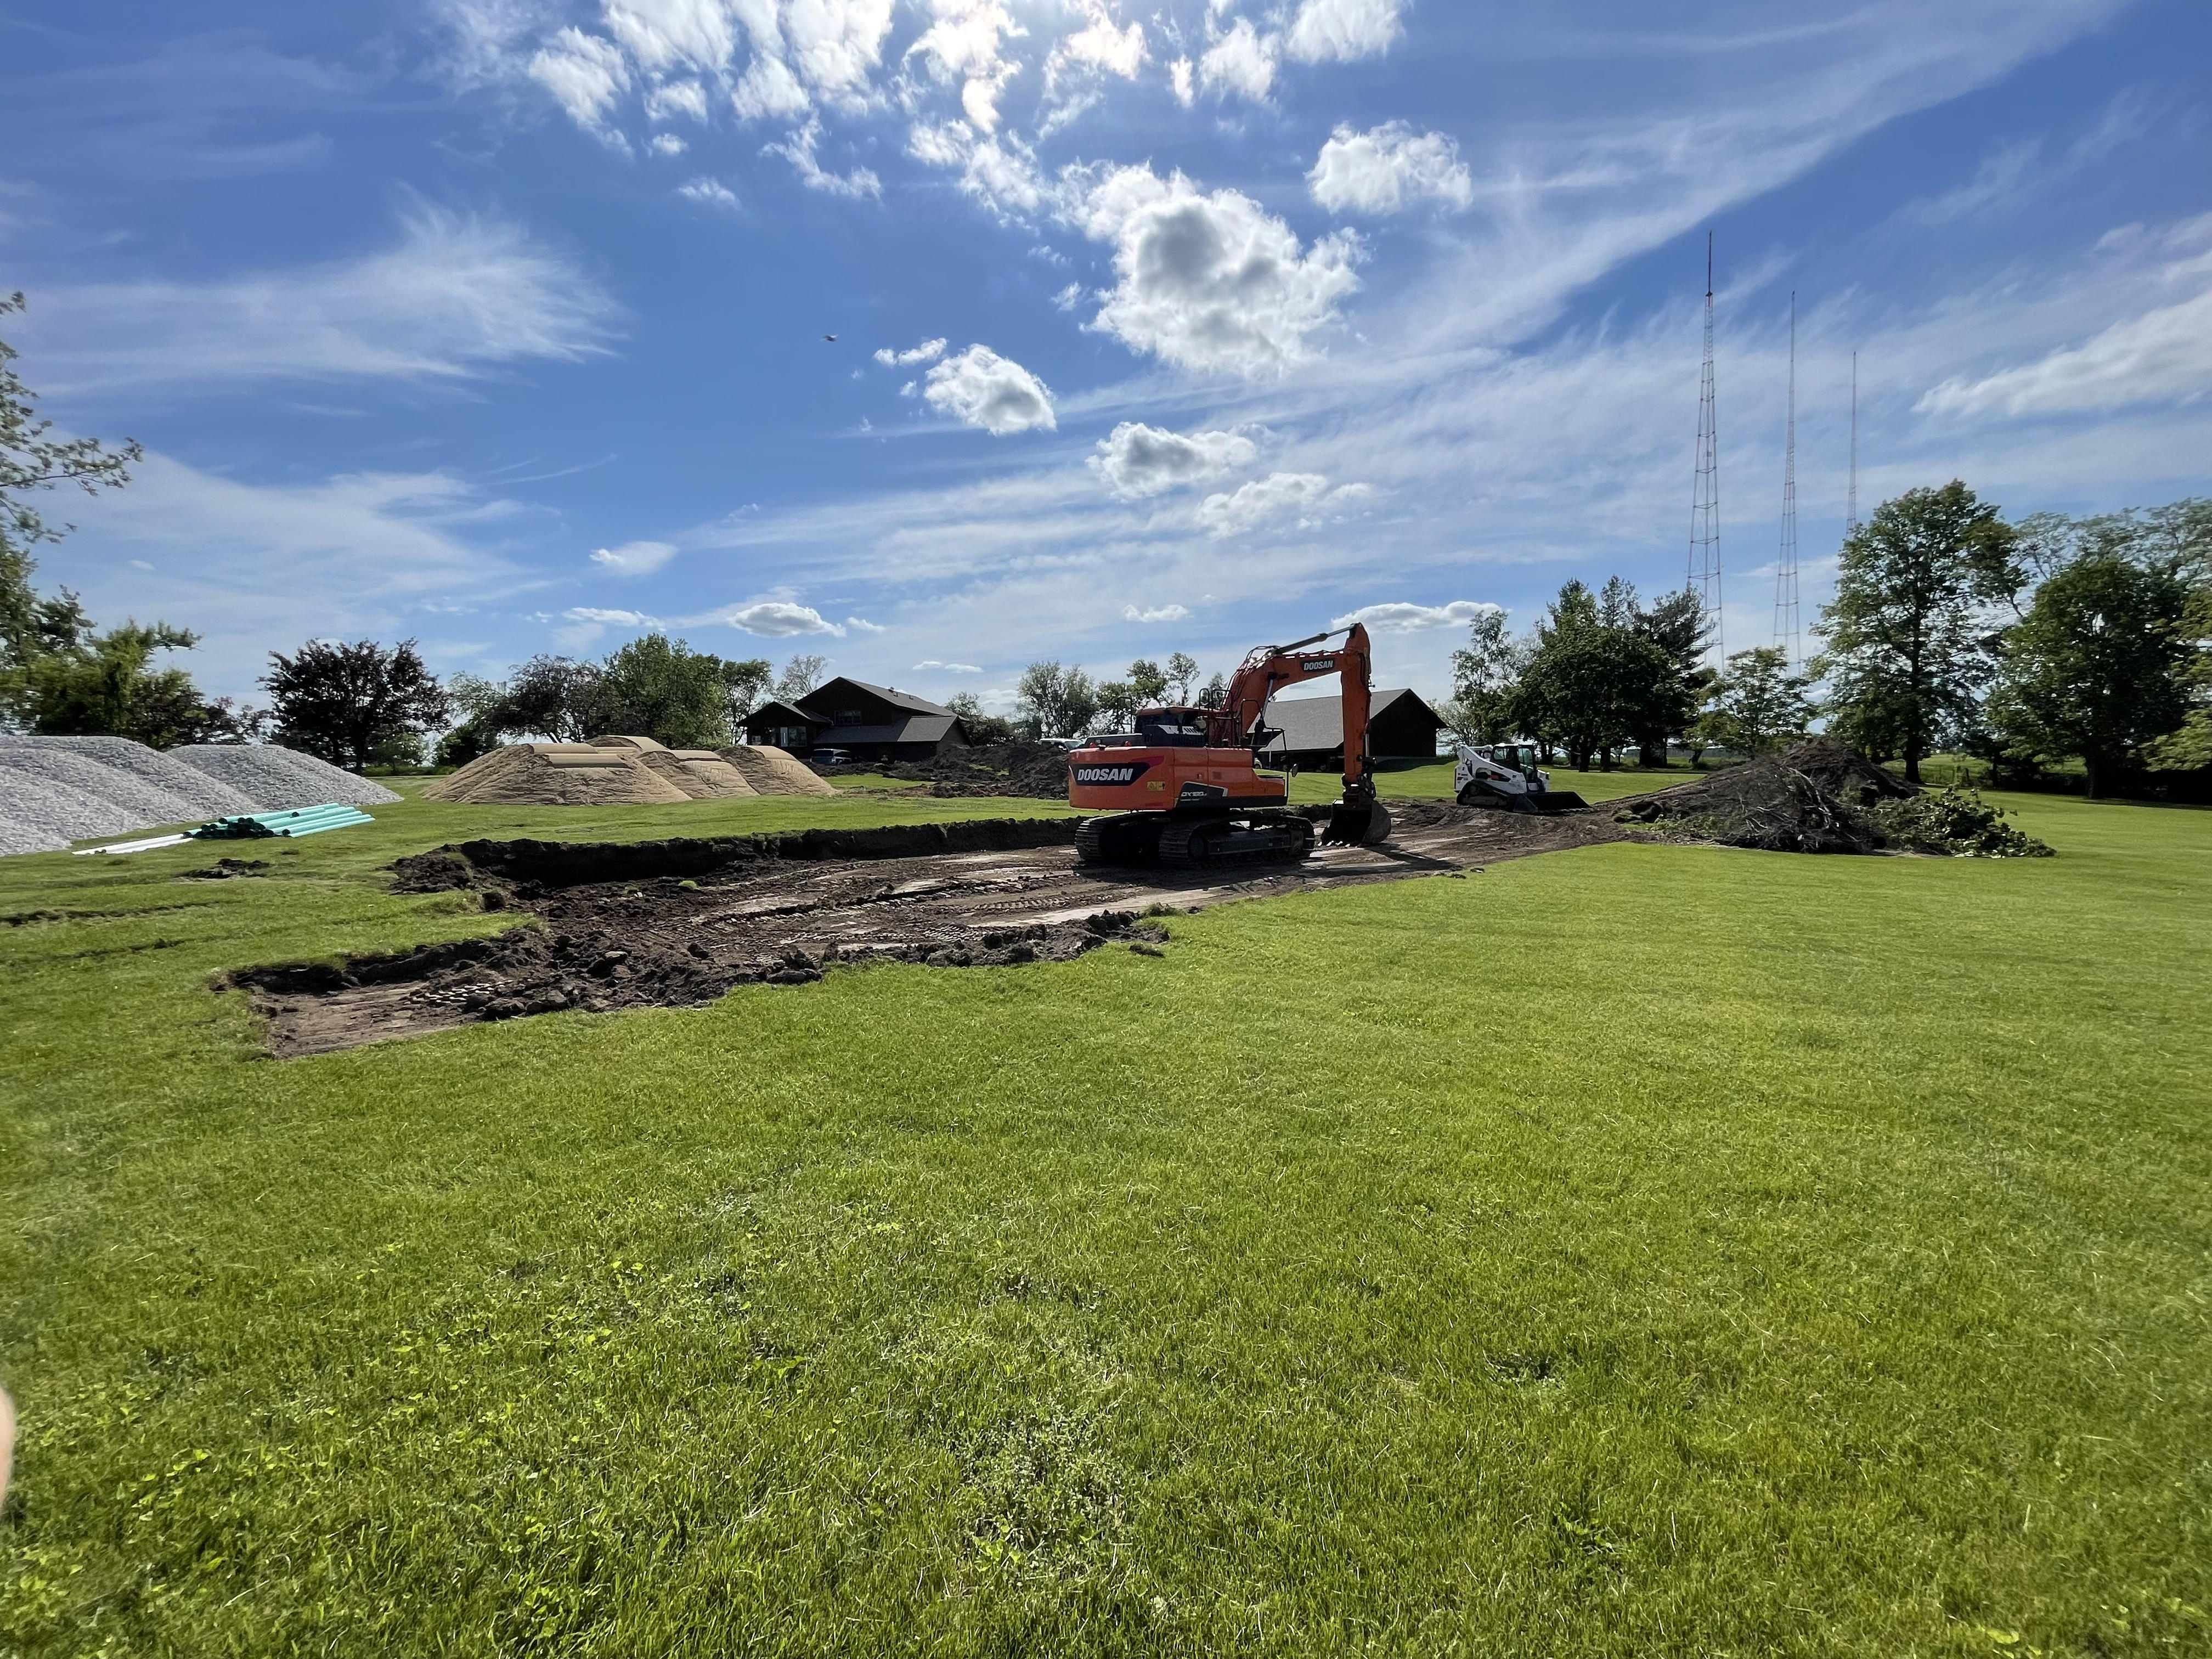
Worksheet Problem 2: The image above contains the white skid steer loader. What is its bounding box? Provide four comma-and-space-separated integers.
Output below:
1452, 743, 1589, 814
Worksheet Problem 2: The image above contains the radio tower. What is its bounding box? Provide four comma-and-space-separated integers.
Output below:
1846, 351, 1859, 535
1688, 233, 1722, 661
1773, 292, 1801, 663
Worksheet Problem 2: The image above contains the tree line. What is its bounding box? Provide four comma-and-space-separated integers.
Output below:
1444, 482, 2209, 797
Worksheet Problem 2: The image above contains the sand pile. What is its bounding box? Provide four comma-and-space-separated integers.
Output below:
635, 749, 757, 799
422, 744, 689, 805
0, 744, 205, 840
718, 744, 837, 797
878, 741, 1071, 799
2, 735, 257, 816
1614, 739, 1916, 854
588, 733, 667, 752
170, 745, 402, 809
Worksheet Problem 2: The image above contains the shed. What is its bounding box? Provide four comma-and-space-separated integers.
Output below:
1258, 688, 1444, 768
792, 678, 973, 763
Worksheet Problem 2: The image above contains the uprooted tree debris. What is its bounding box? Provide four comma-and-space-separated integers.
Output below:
1613, 739, 2051, 856
830, 742, 1074, 798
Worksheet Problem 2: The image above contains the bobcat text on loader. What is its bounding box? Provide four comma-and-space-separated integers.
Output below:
1067, 623, 1393, 868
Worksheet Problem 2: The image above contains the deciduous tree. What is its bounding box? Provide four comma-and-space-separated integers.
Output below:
1165, 651, 1200, 703
262, 639, 450, 773
1014, 661, 1098, 738
1815, 481, 2018, 783
1703, 647, 1816, 757
1985, 555, 2192, 797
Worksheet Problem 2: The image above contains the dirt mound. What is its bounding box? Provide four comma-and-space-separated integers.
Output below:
1614, 740, 1916, 853
587, 733, 667, 751
422, 744, 690, 805
718, 744, 837, 797
635, 749, 758, 799
168, 745, 402, 809
874, 741, 1071, 798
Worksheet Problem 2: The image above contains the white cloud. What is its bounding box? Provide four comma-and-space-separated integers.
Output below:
603, 0, 736, 72
1168, 55, 1194, 106
1284, 0, 1404, 64
1332, 600, 1500, 634
590, 539, 679, 574
1195, 471, 1371, 538
765, 118, 882, 197
905, 0, 1025, 131
527, 28, 630, 136
677, 176, 740, 208
565, 605, 658, 625
732, 52, 810, 120
723, 600, 844, 635
1070, 165, 1363, 377
1308, 123, 1473, 216
1123, 603, 1190, 623
25, 206, 616, 393
783, 0, 896, 111
1047, 2, 1147, 90
1917, 283, 2212, 417
1051, 281, 1085, 311
922, 343, 1056, 433
1090, 422, 1257, 496
845, 615, 885, 632
1199, 18, 1276, 101
644, 75, 711, 122
905, 120, 1047, 221
873, 336, 947, 366
649, 131, 689, 154
913, 658, 981, 671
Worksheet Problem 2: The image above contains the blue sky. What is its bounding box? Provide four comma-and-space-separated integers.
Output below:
4, 0, 2208, 710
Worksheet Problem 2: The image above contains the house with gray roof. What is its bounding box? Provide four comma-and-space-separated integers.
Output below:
1257, 689, 1443, 768
764, 677, 972, 762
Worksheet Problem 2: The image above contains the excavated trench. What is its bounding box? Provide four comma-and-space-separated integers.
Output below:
233, 805, 1623, 1056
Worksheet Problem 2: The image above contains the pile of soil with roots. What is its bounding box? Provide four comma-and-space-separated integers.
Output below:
1612, 739, 1918, 853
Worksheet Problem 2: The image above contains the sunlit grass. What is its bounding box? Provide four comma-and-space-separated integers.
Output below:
2, 789, 2207, 1655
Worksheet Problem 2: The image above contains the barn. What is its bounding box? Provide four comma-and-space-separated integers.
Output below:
1257, 689, 1444, 768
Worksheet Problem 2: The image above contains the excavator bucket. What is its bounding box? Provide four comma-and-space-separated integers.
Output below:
1322, 798, 1393, 847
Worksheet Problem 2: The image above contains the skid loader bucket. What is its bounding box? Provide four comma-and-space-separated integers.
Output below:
1528, 789, 1588, 812
1322, 798, 1393, 847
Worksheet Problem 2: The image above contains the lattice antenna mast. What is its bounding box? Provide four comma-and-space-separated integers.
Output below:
1773, 292, 1801, 664
1688, 233, 1723, 662
1846, 350, 1859, 534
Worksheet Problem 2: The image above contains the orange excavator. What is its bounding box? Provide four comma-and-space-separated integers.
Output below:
1068, 623, 1392, 867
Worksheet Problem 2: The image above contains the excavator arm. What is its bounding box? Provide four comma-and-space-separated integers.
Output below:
1216, 623, 1388, 845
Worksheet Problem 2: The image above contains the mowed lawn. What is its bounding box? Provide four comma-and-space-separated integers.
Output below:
2, 783, 2208, 1656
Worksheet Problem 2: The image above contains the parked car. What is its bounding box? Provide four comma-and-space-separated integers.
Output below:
812, 747, 854, 766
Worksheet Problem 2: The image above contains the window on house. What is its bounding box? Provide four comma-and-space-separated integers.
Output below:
836, 709, 863, 726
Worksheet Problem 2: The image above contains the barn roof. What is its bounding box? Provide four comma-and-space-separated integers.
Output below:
1258, 688, 1437, 755
799, 678, 957, 718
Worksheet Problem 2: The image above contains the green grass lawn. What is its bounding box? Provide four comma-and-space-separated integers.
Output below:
3, 786, 2208, 1656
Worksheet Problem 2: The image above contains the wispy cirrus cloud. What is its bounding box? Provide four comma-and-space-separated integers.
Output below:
16, 205, 616, 395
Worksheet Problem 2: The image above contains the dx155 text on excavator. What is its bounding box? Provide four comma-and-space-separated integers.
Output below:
1066, 623, 1392, 868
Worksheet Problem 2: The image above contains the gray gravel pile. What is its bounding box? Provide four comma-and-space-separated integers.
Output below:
0, 734, 256, 816
168, 744, 402, 809
0, 747, 204, 840
0, 811, 66, 856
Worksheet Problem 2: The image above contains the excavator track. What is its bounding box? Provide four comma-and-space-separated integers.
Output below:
1157, 813, 1316, 870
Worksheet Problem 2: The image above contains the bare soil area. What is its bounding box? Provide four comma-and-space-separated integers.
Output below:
233, 805, 1619, 1056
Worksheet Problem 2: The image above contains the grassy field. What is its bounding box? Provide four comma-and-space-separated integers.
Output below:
3, 781, 2208, 1656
